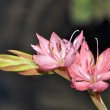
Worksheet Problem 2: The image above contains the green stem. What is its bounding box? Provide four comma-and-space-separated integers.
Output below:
54, 68, 70, 81
89, 91, 108, 110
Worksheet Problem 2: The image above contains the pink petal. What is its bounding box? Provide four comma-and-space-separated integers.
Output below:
31, 45, 43, 54
50, 32, 66, 60
33, 55, 58, 70
100, 71, 110, 81
68, 64, 90, 81
73, 31, 84, 52
68, 64, 81, 78
63, 39, 73, 49
89, 81, 109, 92
74, 52, 80, 64
71, 80, 90, 91
80, 41, 94, 73
76, 66, 91, 81
67, 66, 76, 78
96, 48, 110, 73
64, 48, 75, 66
36, 33, 50, 55
63, 39, 75, 63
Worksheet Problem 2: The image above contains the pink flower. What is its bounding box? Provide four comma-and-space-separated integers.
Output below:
31, 31, 84, 70
67, 41, 110, 92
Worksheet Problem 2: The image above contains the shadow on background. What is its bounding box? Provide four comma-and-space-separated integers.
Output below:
0, 0, 110, 110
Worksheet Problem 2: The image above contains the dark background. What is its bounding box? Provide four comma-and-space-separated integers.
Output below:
0, 0, 110, 110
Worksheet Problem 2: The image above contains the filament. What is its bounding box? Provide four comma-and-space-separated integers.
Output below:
65, 30, 79, 48
69, 30, 79, 42
95, 38, 99, 60
61, 30, 80, 53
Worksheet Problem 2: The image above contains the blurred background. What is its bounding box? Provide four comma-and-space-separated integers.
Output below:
0, 0, 110, 110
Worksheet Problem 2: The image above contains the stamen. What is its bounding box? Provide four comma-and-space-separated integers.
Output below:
61, 30, 80, 53
65, 30, 79, 49
95, 38, 99, 60
69, 30, 79, 43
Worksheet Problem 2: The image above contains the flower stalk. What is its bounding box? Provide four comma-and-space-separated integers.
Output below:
89, 91, 108, 110
54, 68, 70, 81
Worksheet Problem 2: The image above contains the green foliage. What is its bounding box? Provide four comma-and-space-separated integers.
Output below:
69, 0, 110, 25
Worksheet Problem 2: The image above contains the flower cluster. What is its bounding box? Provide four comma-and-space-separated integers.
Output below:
0, 30, 109, 110
32, 31, 110, 92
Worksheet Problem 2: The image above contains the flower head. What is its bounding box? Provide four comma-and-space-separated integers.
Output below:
68, 41, 110, 92
31, 31, 84, 70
